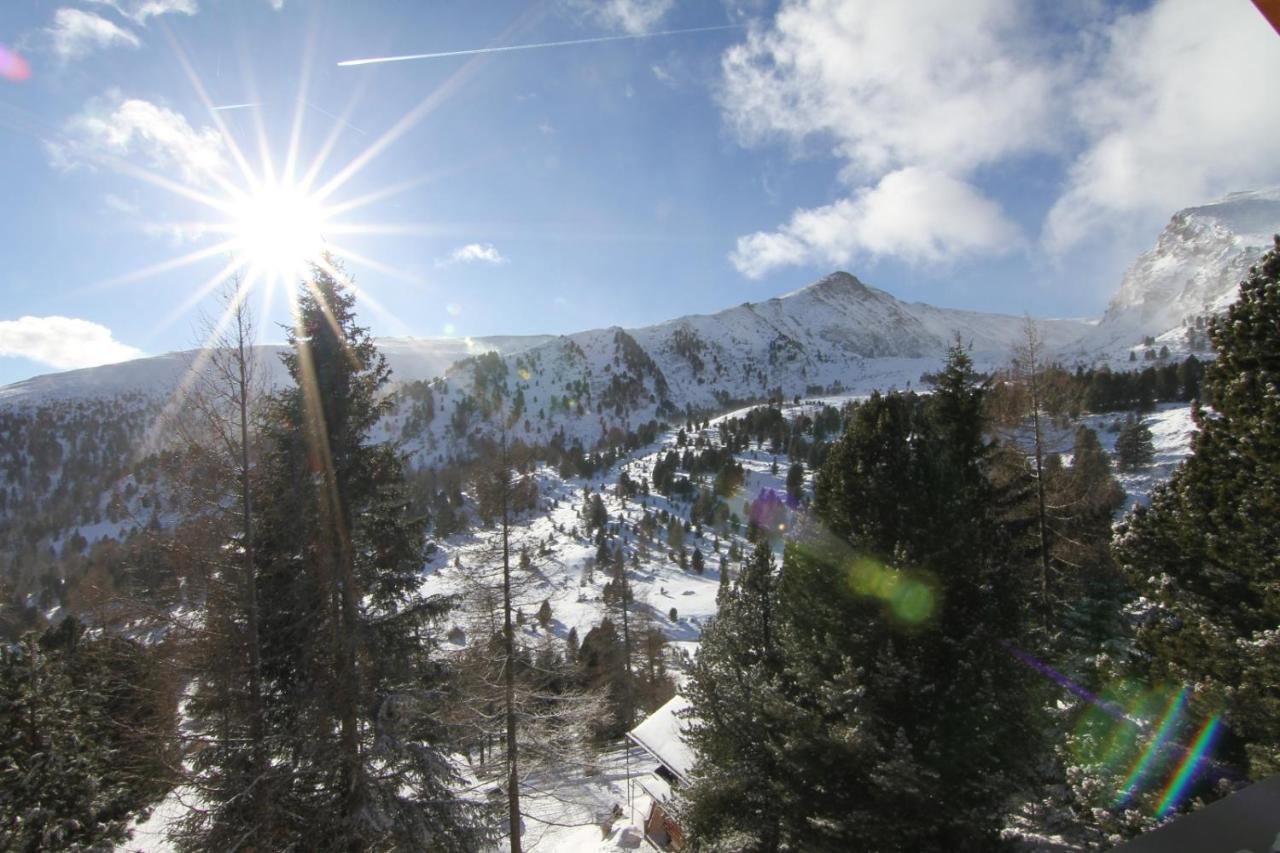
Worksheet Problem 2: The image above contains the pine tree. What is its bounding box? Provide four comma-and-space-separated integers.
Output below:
251, 258, 489, 851
0, 619, 173, 852
1116, 238, 1280, 790
1048, 426, 1127, 654
696, 344, 1043, 850
1115, 414, 1154, 470
785, 461, 804, 502
685, 540, 784, 849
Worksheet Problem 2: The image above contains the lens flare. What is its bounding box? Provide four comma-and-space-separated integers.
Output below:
1156, 715, 1221, 817
1116, 688, 1186, 806
0, 45, 31, 82
846, 556, 936, 625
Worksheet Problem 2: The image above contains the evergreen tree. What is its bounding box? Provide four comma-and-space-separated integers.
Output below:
1115, 415, 1155, 470
250, 259, 488, 851
1116, 238, 1280, 790
691, 344, 1042, 850
685, 541, 784, 849
785, 461, 804, 502
0, 619, 173, 852
1048, 426, 1127, 654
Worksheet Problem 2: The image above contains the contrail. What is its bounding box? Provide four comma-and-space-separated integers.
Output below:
211, 102, 260, 111
337, 23, 740, 67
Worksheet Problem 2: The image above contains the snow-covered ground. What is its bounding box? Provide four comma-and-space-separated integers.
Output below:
1083, 403, 1198, 514
115, 396, 1197, 852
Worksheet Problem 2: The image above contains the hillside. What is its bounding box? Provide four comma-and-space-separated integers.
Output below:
401, 271, 1093, 459
1071, 187, 1280, 360
0, 334, 554, 404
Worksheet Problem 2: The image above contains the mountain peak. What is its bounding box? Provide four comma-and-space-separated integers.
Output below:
783, 270, 873, 300
815, 270, 868, 290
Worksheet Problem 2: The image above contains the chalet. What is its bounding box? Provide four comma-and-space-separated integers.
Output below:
627, 694, 697, 851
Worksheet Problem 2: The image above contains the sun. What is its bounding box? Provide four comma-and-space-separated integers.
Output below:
228, 179, 329, 283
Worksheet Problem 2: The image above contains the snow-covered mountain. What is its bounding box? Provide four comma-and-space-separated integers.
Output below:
0, 334, 554, 404
1073, 188, 1280, 358
405, 271, 1093, 457
11, 180, 1280, 412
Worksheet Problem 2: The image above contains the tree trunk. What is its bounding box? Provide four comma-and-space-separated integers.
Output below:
234, 291, 267, 837
501, 455, 522, 853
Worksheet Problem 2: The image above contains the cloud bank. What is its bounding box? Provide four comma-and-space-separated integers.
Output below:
49, 92, 227, 185
0, 316, 144, 370
724, 0, 1280, 278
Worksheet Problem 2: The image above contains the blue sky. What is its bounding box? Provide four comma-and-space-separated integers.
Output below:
0, 0, 1277, 386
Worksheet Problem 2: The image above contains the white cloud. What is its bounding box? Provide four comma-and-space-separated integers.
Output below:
1044, 0, 1280, 253
723, 0, 1280, 276
264, 0, 285, 9
722, 0, 1058, 179
86, 0, 198, 25
568, 0, 674, 35
731, 168, 1020, 277
44, 8, 140, 61
49, 92, 226, 185
441, 243, 508, 266
0, 316, 144, 370
720, 0, 1055, 273
651, 63, 675, 85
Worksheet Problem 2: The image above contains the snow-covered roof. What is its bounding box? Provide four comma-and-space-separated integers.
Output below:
635, 772, 674, 804
627, 695, 697, 783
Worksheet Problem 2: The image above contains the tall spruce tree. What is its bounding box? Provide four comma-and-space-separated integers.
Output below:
689, 344, 1042, 851
250, 258, 488, 851
684, 540, 784, 850
1115, 238, 1280, 787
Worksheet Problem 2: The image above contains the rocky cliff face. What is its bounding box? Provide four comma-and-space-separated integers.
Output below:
1078, 188, 1280, 357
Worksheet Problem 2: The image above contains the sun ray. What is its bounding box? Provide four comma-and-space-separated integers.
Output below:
319, 174, 439, 219
162, 25, 261, 190
312, 52, 489, 203
149, 255, 250, 343
314, 250, 413, 336
142, 265, 259, 462
323, 242, 430, 287
324, 222, 456, 237
94, 153, 239, 217
301, 264, 360, 369
282, 27, 318, 186
85, 239, 241, 294
297, 80, 374, 195
238, 45, 277, 188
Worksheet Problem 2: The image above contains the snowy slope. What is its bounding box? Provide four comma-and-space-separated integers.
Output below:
115, 394, 1200, 853
412, 271, 1093, 458
1069, 188, 1280, 360
0, 335, 554, 404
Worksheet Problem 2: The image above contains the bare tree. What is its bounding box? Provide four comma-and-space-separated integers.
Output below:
455, 432, 609, 850
1013, 317, 1052, 626
165, 274, 272, 847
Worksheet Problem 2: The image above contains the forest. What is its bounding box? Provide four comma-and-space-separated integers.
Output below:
1, 240, 1278, 852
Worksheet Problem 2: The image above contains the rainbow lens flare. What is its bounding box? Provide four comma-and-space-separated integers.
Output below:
1115, 688, 1186, 807
1156, 715, 1221, 817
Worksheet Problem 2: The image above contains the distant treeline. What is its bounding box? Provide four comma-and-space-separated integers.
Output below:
924, 354, 1208, 418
